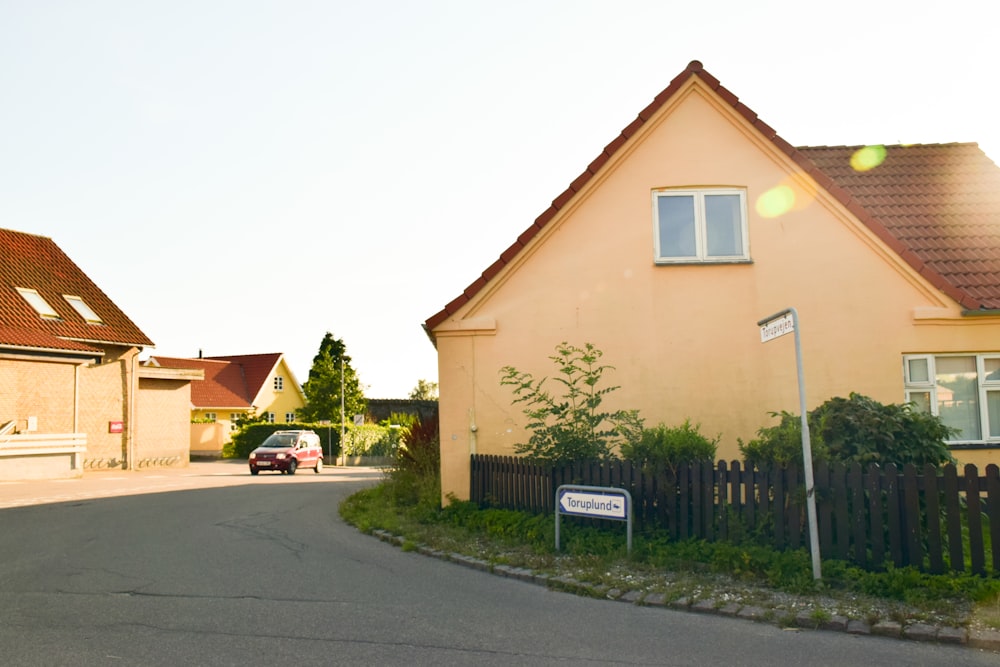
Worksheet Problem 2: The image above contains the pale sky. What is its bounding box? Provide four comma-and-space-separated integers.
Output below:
2, 1, 996, 398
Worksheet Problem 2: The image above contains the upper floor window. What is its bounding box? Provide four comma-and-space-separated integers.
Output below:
653, 189, 749, 263
274, 376, 284, 391
904, 354, 1000, 442
204, 412, 217, 422
285, 412, 296, 423
16, 287, 60, 319
266, 412, 275, 423
63, 295, 102, 324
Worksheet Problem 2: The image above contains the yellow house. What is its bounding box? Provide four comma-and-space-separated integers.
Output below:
145, 353, 306, 456
424, 61, 1000, 502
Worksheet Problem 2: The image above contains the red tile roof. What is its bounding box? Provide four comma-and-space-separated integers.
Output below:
0, 228, 154, 352
423, 61, 1000, 334
147, 353, 283, 409
798, 143, 1000, 310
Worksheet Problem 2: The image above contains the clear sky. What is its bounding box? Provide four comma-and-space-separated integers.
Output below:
2, 1, 996, 398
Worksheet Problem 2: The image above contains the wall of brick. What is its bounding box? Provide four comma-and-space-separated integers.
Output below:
136, 378, 191, 467
78, 347, 130, 469
0, 357, 77, 433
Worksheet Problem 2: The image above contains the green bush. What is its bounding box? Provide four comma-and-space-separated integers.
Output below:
811, 393, 956, 467
620, 419, 718, 473
738, 411, 819, 468
342, 424, 394, 457
499, 341, 644, 465
739, 393, 956, 468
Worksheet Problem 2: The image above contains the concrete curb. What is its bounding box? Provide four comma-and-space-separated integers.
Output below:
368, 529, 1000, 653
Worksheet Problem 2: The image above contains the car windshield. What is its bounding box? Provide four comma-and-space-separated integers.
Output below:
261, 434, 297, 448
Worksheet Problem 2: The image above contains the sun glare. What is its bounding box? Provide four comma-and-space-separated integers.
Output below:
755, 184, 796, 218
850, 145, 887, 171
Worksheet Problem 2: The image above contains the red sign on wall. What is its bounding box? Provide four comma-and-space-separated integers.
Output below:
108, 421, 124, 433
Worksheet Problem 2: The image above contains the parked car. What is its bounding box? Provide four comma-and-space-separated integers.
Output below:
249, 430, 323, 475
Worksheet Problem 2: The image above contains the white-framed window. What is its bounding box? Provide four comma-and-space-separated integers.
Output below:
266, 412, 275, 423
62, 295, 102, 324
274, 376, 284, 391
653, 188, 749, 263
230, 413, 240, 431
16, 287, 60, 319
285, 412, 295, 423
204, 412, 217, 422
903, 354, 1000, 442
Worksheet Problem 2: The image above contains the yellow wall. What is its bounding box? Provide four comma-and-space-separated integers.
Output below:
254, 357, 306, 422
433, 79, 1000, 501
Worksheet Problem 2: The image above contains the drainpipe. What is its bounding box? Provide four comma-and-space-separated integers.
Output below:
128, 348, 138, 470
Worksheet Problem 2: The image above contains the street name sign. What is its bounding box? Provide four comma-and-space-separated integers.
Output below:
555, 484, 632, 554
759, 312, 794, 342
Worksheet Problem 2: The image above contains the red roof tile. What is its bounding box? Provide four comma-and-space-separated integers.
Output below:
798, 143, 1000, 310
423, 61, 1000, 336
147, 353, 283, 409
0, 228, 154, 351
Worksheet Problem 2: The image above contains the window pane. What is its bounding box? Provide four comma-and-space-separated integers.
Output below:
704, 194, 742, 256
985, 358, 1000, 382
935, 356, 981, 440
907, 357, 929, 383
908, 391, 931, 413
988, 391, 1000, 438
657, 195, 696, 258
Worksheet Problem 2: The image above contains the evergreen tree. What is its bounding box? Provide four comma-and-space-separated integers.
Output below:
299, 333, 366, 424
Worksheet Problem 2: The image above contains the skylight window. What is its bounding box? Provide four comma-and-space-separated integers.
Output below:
16, 288, 60, 319
63, 295, 103, 324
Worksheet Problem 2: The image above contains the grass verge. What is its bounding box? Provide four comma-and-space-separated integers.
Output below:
340, 472, 1000, 631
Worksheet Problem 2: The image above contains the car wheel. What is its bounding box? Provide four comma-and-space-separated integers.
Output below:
250, 467, 259, 476
288, 459, 297, 475
314, 457, 323, 474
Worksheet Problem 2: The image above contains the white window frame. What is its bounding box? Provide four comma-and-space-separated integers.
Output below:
204, 412, 217, 422
285, 412, 295, 423
652, 188, 750, 263
274, 376, 284, 391
266, 412, 275, 424
16, 287, 60, 319
903, 353, 1000, 444
63, 295, 103, 324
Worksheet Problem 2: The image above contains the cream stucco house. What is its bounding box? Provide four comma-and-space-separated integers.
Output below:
424, 61, 1000, 502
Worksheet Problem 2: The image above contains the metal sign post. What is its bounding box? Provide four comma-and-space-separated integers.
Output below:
555, 485, 632, 554
757, 307, 822, 580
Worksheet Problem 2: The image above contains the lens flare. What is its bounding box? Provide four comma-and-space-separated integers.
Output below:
850, 145, 887, 172
755, 185, 796, 218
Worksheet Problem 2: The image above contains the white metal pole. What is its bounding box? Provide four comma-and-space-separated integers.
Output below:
789, 308, 822, 580
340, 357, 345, 465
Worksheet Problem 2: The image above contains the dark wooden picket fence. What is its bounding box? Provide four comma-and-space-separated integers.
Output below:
469, 454, 1000, 575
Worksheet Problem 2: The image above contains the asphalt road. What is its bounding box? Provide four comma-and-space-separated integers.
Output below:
0, 461, 994, 666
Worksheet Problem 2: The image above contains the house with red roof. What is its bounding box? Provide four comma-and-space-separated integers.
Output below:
424, 61, 1000, 502
0, 228, 201, 478
145, 353, 306, 456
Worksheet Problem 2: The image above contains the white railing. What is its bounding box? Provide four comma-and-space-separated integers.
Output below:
0, 432, 87, 472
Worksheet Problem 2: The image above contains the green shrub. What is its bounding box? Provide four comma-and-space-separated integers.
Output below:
342, 424, 393, 457
499, 341, 644, 464
738, 411, 819, 468
811, 393, 956, 467
739, 393, 956, 469
621, 419, 718, 473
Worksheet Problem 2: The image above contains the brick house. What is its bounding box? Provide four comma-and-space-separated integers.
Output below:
0, 228, 201, 478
